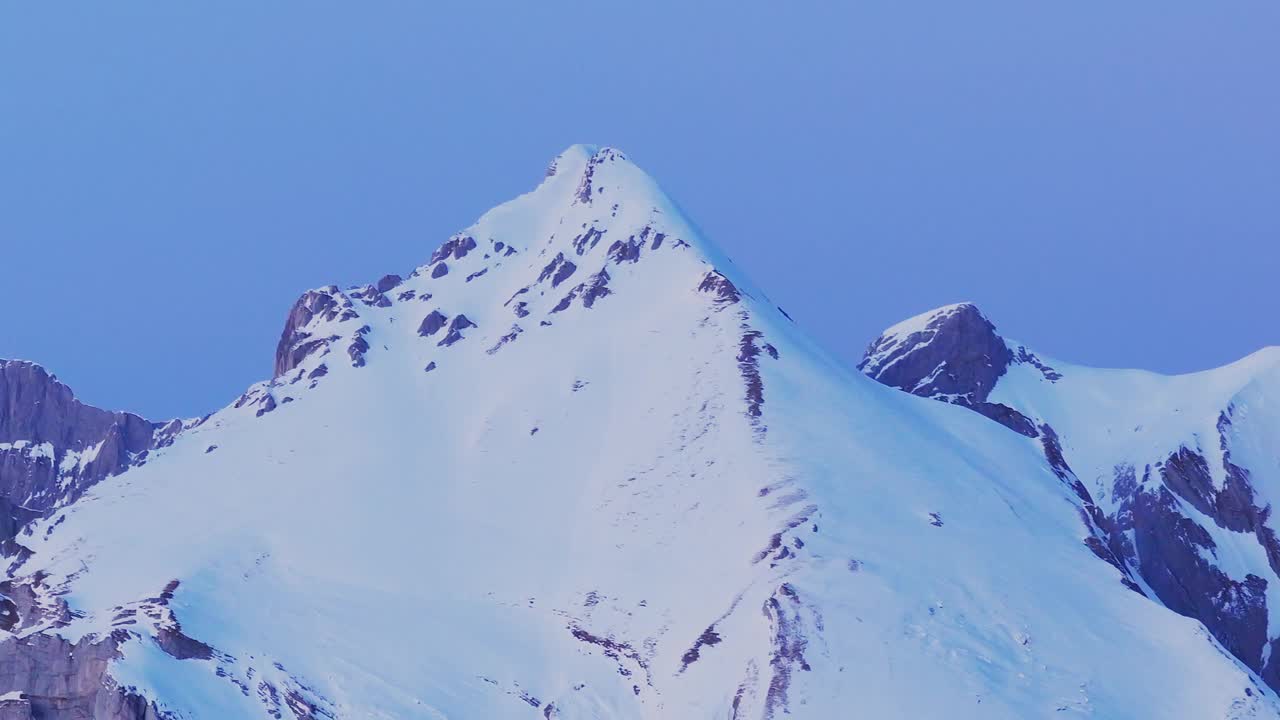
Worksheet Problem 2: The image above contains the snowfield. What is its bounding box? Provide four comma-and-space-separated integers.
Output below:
3, 146, 1275, 718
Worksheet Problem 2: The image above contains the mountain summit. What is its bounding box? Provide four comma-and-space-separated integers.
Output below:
0, 149, 1274, 719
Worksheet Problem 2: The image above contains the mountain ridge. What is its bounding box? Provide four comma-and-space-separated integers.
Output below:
861, 300, 1280, 695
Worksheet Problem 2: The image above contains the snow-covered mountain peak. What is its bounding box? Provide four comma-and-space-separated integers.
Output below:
269, 146, 764, 396
2, 151, 1276, 719
859, 302, 997, 376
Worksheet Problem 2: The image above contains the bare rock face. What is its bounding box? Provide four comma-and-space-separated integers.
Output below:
698, 271, 741, 306
858, 303, 1010, 402
438, 315, 477, 347
857, 304, 1036, 437
0, 360, 162, 540
538, 253, 577, 289
274, 287, 359, 378
0, 633, 165, 719
417, 311, 448, 338
375, 274, 403, 294
429, 235, 477, 266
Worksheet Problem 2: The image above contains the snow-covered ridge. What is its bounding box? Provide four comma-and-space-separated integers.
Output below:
862, 302, 1280, 696
0, 151, 1275, 719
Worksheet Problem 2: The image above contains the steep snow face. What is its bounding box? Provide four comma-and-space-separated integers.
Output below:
863, 303, 1280, 696
1, 150, 1275, 719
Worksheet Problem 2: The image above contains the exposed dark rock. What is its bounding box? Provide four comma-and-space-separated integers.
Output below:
551, 269, 611, 313
417, 311, 448, 337
571, 228, 605, 256
465, 268, 489, 283
504, 288, 529, 307
698, 272, 741, 306
679, 626, 723, 671
762, 583, 811, 719
1013, 346, 1063, 381
550, 289, 577, 314
1036, 426, 1143, 589
973, 403, 1038, 438
487, 326, 523, 355
429, 235, 478, 266
573, 149, 625, 204
255, 395, 277, 418
737, 328, 769, 425
424, 362, 437, 373
438, 315, 477, 348
431, 262, 449, 279
0, 360, 165, 541
859, 303, 1012, 409
581, 270, 612, 309
538, 254, 578, 289
567, 621, 651, 689
1161, 448, 1222, 525
154, 626, 214, 661
0, 632, 167, 719
375, 274, 403, 293
607, 237, 642, 264
274, 287, 358, 378
857, 304, 1047, 437
1118, 476, 1269, 673
347, 326, 372, 368
351, 284, 391, 308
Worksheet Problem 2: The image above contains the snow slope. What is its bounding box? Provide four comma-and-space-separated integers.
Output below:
2, 148, 1274, 719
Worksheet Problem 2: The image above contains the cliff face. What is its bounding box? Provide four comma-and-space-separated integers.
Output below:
0, 360, 169, 517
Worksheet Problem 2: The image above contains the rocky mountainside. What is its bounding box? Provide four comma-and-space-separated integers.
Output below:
0, 147, 1274, 719
861, 302, 1280, 697
0, 360, 189, 549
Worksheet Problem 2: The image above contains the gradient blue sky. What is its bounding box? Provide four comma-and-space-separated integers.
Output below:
2, 2, 1276, 420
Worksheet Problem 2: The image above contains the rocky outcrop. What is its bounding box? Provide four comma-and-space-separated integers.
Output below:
274, 287, 359, 378
538, 253, 577, 289
0, 633, 165, 719
428, 235, 477, 267
0, 360, 164, 542
857, 303, 1038, 437
438, 315, 477, 348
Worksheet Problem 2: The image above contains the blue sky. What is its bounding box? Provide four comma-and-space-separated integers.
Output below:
2, 2, 1276, 419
